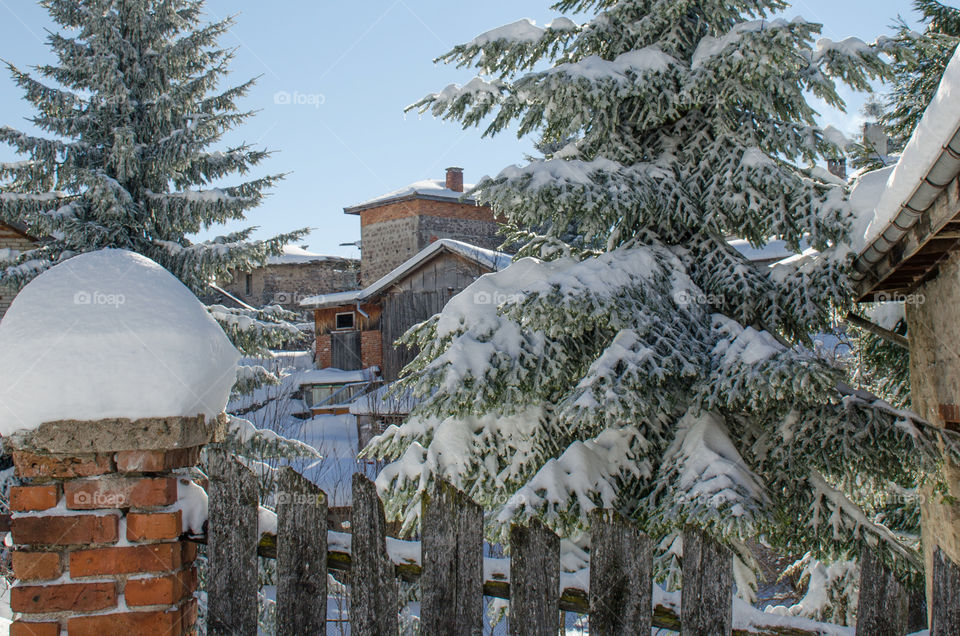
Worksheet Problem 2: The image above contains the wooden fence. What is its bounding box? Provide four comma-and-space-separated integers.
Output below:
203, 449, 960, 635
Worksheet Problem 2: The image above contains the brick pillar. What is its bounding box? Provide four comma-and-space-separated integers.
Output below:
361, 329, 383, 370
5, 415, 223, 636
316, 333, 332, 368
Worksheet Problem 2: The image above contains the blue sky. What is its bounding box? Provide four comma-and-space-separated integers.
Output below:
0, 1, 919, 257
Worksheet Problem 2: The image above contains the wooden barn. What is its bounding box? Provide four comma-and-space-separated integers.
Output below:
301, 238, 511, 381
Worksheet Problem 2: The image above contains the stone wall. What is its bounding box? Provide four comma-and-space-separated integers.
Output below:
906, 250, 960, 608
219, 258, 359, 316
358, 199, 500, 284
358, 216, 421, 285
417, 215, 501, 254
0, 224, 37, 321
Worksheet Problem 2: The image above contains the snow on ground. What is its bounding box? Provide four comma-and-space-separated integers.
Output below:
850, 45, 960, 252
0, 249, 239, 435
287, 413, 373, 507
228, 353, 375, 507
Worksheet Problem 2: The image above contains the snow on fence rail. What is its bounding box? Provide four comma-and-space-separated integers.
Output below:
200, 450, 958, 635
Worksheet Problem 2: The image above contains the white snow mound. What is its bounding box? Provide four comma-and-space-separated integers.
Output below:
0, 249, 240, 435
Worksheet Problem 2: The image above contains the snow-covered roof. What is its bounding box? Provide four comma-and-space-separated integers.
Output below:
850, 46, 960, 274
729, 237, 810, 263
298, 289, 364, 308
344, 179, 477, 214
298, 367, 379, 386
301, 239, 512, 308
0, 249, 240, 434
822, 124, 854, 152
265, 245, 350, 265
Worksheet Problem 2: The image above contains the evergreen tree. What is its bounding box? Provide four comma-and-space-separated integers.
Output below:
0, 0, 308, 357
368, 0, 960, 592
884, 0, 960, 145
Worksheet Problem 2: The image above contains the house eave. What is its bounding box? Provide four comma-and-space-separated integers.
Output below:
852, 125, 960, 302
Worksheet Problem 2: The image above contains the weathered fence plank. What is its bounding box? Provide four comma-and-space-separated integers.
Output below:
682, 527, 733, 636
276, 467, 327, 636
856, 545, 907, 636
510, 519, 560, 636
932, 548, 960, 635
589, 509, 653, 635
351, 473, 399, 635
421, 480, 483, 635
206, 448, 259, 636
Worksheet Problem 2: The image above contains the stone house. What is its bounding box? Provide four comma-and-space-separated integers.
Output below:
301, 238, 511, 381
217, 245, 359, 316
0, 221, 38, 320
848, 54, 960, 614
345, 167, 502, 285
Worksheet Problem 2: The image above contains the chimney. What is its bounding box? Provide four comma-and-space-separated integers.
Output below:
445, 167, 464, 193
827, 158, 847, 180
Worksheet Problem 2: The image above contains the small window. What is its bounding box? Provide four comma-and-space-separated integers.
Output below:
335, 311, 355, 330
244, 273, 252, 296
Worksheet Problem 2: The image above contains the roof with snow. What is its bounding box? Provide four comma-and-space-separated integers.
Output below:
343, 179, 478, 214
729, 237, 810, 264
848, 46, 960, 300
265, 245, 355, 266
300, 239, 512, 308
298, 367, 379, 386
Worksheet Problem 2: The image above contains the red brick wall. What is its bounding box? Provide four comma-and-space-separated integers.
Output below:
316, 333, 332, 368
361, 329, 383, 369
8, 446, 201, 634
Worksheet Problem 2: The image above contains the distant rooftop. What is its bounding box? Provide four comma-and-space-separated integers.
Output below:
266, 244, 355, 265
344, 167, 480, 214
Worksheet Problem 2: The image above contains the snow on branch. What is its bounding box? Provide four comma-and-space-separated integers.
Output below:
808, 469, 921, 569
655, 410, 768, 535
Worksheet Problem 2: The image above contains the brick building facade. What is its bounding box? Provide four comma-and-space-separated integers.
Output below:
0, 222, 38, 320
345, 168, 501, 284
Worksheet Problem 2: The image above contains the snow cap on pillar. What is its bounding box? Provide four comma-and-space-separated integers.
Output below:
0, 249, 240, 436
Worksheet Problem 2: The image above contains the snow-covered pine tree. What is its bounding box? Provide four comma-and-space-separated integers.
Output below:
884, 0, 960, 145
0, 0, 308, 358
368, 0, 960, 592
